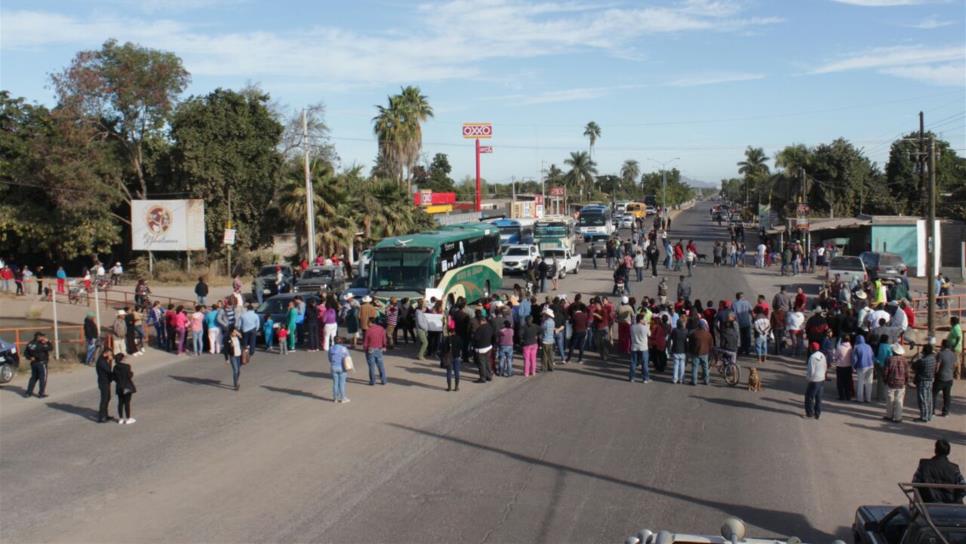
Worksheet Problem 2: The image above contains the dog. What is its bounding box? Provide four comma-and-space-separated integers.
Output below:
748, 368, 762, 392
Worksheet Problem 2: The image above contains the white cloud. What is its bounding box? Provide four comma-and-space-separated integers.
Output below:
880, 62, 966, 85
810, 45, 964, 73
666, 72, 765, 86
906, 16, 957, 29
0, 1, 782, 88
830, 0, 934, 6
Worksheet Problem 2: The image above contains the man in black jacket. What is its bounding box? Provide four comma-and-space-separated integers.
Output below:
913, 439, 966, 503
472, 313, 494, 383
23, 332, 51, 398
84, 312, 99, 365
95, 351, 115, 423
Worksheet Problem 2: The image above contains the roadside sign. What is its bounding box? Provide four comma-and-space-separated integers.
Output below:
223, 228, 236, 245
479, 145, 493, 153
549, 186, 565, 197
462, 123, 493, 139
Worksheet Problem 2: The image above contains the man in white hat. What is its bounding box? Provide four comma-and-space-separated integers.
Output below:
883, 343, 910, 423
540, 308, 557, 373
359, 295, 378, 342
112, 310, 127, 355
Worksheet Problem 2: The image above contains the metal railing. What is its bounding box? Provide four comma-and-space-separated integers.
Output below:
0, 325, 85, 356
910, 293, 965, 326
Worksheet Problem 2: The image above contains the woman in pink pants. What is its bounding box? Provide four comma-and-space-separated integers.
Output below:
521, 315, 540, 376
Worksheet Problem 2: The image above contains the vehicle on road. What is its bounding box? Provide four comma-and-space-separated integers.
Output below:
645, 205, 657, 216
627, 516, 794, 544
255, 292, 322, 338
619, 215, 635, 229
252, 265, 294, 299
859, 252, 908, 283
540, 246, 581, 277
853, 482, 966, 544
487, 218, 534, 248
577, 205, 614, 240
625, 202, 647, 219
293, 265, 346, 294
342, 275, 370, 302
502, 244, 540, 276
534, 216, 576, 248
711, 348, 741, 386
0, 338, 20, 384
585, 234, 609, 257
827, 256, 868, 285
368, 222, 502, 304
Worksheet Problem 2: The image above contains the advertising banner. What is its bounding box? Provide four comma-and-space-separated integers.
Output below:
131, 199, 206, 251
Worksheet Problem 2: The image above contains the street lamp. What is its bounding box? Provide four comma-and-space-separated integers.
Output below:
647, 157, 680, 217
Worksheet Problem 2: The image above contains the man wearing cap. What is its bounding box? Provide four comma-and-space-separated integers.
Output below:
112, 310, 127, 356
540, 308, 556, 373
23, 332, 52, 398
804, 342, 827, 419
359, 295, 378, 336
883, 343, 910, 422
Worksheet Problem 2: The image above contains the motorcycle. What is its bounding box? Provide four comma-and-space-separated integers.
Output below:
0, 338, 20, 384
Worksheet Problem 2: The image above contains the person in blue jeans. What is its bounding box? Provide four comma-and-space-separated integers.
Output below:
689, 321, 713, 385
497, 321, 514, 377
363, 321, 388, 386
669, 320, 689, 384
329, 337, 350, 403
629, 314, 650, 382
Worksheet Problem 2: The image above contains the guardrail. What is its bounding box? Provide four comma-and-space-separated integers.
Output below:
0, 325, 85, 356
910, 293, 965, 325
58, 287, 196, 312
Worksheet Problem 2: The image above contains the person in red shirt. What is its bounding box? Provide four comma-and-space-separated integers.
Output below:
650, 315, 668, 372
794, 287, 807, 311
592, 297, 612, 362
901, 300, 915, 328
567, 302, 589, 364
363, 320, 388, 385
754, 294, 771, 317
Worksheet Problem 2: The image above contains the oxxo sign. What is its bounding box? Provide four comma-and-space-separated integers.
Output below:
462, 123, 493, 139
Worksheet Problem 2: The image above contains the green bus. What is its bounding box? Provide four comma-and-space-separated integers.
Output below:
367, 223, 502, 304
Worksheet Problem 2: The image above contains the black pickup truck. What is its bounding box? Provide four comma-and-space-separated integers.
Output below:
853, 483, 966, 544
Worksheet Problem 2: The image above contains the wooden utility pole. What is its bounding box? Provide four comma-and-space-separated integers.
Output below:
226, 185, 232, 277
927, 136, 937, 345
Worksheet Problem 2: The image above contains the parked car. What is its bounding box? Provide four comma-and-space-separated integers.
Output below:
255, 292, 322, 339
501, 244, 540, 275
251, 265, 294, 299
645, 205, 657, 216
293, 265, 346, 294
541, 246, 581, 277
853, 482, 966, 544
619, 215, 635, 229
859, 251, 908, 283
827, 255, 868, 285
0, 338, 20, 384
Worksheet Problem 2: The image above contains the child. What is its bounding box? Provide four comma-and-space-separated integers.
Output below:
263, 316, 275, 352
277, 324, 288, 355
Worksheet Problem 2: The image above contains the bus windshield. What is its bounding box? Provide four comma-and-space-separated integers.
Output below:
369, 249, 434, 291
578, 213, 606, 226
535, 223, 568, 237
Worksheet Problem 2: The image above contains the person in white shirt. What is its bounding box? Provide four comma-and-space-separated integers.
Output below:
753, 310, 772, 364
110, 262, 123, 285
786, 308, 805, 356
804, 342, 827, 419
756, 243, 767, 268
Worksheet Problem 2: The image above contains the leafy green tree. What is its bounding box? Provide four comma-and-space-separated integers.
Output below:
51, 39, 190, 199
423, 152, 455, 192
0, 92, 123, 259
564, 151, 597, 202
620, 159, 640, 190
169, 88, 284, 250
807, 138, 877, 217
583, 121, 601, 157
372, 86, 433, 191
641, 168, 693, 207
885, 132, 966, 216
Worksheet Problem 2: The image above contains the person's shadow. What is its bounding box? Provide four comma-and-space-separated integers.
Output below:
46, 402, 99, 421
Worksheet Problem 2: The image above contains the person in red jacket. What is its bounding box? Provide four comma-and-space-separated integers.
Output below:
650, 315, 668, 373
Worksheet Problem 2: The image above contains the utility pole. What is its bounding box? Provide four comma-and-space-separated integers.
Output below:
226, 185, 232, 277
303, 109, 317, 263
927, 136, 937, 345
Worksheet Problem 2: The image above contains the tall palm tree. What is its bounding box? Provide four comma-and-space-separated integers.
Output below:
737, 146, 770, 207
583, 121, 601, 157
564, 151, 598, 202
372, 97, 405, 184
545, 163, 564, 186
620, 159, 640, 189
397, 86, 434, 194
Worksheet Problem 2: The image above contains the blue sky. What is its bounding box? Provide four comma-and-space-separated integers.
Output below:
2, 0, 964, 186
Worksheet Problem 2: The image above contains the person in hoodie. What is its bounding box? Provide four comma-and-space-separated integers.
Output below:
851, 335, 875, 403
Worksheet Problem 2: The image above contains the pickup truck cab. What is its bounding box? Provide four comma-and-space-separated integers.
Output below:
853, 483, 966, 544
501, 244, 540, 276
827, 256, 868, 286
541, 246, 581, 278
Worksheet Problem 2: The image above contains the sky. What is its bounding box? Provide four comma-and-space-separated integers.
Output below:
1, 0, 964, 186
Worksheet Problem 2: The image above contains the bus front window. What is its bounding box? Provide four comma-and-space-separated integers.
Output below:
579, 214, 605, 226
370, 249, 434, 292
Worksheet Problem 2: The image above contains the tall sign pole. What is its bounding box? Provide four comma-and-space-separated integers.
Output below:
304, 110, 317, 263
463, 123, 492, 213
927, 137, 937, 345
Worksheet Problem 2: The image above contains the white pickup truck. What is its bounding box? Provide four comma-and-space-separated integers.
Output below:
501, 244, 540, 275
541, 246, 581, 278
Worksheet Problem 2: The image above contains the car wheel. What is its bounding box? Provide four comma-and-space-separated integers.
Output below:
0, 364, 14, 384
573, 265, 579, 275
560, 270, 567, 279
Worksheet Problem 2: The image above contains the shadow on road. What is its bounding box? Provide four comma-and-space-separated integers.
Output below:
46, 401, 99, 421
260, 384, 328, 401
169, 375, 234, 390
389, 422, 845, 541
690, 395, 800, 417
844, 421, 966, 445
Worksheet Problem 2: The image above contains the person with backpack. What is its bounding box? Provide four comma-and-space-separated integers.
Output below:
112, 353, 137, 425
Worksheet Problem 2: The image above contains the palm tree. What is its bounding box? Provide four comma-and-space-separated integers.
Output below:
737, 146, 770, 207
545, 164, 564, 186
397, 86, 434, 194
583, 121, 601, 157
372, 97, 405, 185
620, 159, 640, 190
564, 151, 598, 202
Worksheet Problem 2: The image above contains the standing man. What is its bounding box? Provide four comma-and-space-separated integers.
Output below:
883, 343, 910, 423
804, 342, 827, 420
852, 336, 875, 403
912, 344, 937, 422
83, 312, 99, 365
676, 276, 691, 304
629, 314, 650, 383
415, 300, 429, 361
363, 318, 388, 386
537, 258, 549, 294
194, 276, 209, 306
23, 332, 52, 398
238, 303, 260, 356
472, 312, 494, 383
934, 340, 956, 417
95, 350, 114, 423
669, 319, 688, 384
732, 292, 752, 356
689, 320, 713, 386
948, 316, 962, 379
540, 308, 556, 373
359, 296, 378, 341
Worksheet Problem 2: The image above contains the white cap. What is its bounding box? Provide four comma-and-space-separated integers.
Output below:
855, 291, 867, 300
362, 295, 372, 303
117, 309, 126, 316
891, 343, 905, 355
344, 293, 354, 300
543, 308, 554, 318
621, 296, 629, 304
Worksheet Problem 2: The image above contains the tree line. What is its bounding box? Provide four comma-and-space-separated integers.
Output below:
0, 39, 435, 266
722, 137, 966, 221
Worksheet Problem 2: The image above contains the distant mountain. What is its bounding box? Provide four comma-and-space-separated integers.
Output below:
681, 175, 717, 189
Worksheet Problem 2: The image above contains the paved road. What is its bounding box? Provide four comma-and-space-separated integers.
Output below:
1, 202, 962, 543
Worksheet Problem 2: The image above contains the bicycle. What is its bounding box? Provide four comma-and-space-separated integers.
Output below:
711, 347, 742, 386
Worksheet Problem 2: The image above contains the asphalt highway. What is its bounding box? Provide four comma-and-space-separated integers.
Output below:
1, 202, 962, 543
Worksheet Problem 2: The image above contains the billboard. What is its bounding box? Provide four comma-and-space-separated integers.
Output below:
462, 123, 493, 139
131, 199, 206, 251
